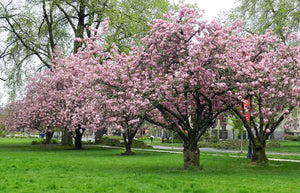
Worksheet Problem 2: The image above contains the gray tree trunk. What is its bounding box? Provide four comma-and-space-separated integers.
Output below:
61, 127, 72, 146
183, 142, 200, 169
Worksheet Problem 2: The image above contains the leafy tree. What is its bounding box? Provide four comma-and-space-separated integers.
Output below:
227, 114, 245, 138
229, 0, 300, 39
0, 0, 171, 98
0, 107, 8, 137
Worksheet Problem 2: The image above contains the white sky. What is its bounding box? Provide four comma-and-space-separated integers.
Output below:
0, 0, 239, 106
173, 0, 238, 20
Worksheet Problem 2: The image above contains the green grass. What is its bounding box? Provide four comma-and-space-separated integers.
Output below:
267, 141, 300, 153
0, 138, 300, 192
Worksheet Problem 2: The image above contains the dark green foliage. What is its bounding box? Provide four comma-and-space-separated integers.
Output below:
266, 140, 281, 148
99, 137, 152, 149
284, 135, 299, 141
100, 137, 122, 147
217, 140, 248, 150
0, 128, 8, 137
82, 140, 95, 145
31, 139, 59, 145
131, 139, 152, 149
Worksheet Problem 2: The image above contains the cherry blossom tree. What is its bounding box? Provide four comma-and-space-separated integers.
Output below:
124, 8, 244, 168
57, 22, 151, 154
224, 29, 300, 163
94, 47, 148, 155
5, 74, 60, 143
8, 19, 147, 151
6, 51, 104, 149
124, 7, 300, 167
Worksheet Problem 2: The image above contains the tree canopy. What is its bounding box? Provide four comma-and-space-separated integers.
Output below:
230, 0, 300, 39
0, 0, 172, 99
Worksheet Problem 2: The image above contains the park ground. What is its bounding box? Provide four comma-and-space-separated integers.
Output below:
0, 138, 300, 193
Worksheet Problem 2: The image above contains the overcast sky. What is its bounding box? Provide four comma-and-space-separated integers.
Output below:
173, 0, 238, 20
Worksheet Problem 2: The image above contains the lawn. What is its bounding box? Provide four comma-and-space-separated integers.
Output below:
0, 138, 300, 193
268, 140, 300, 153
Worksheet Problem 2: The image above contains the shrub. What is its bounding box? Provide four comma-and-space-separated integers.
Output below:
82, 140, 95, 145
31, 140, 40, 145
100, 137, 122, 147
131, 140, 152, 149
298, 135, 300, 141
100, 137, 152, 149
284, 135, 298, 141
31, 139, 59, 145
0, 129, 8, 137
217, 139, 248, 150
266, 140, 281, 148
201, 131, 219, 143
164, 139, 183, 144
198, 141, 218, 148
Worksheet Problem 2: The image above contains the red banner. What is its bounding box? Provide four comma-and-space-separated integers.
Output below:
240, 98, 250, 121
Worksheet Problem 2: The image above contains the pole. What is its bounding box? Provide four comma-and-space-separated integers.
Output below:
246, 133, 252, 159
240, 130, 243, 153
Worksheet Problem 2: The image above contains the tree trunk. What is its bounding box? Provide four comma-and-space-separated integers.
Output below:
73, 1, 85, 53
74, 127, 85, 150
45, 131, 54, 144
183, 141, 200, 169
123, 142, 135, 155
121, 131, 136, 155
95, 128, 106, 143
61, 127, 73, 146
252, 138, 268, 163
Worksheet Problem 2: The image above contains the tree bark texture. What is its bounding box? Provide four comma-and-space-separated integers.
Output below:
45, 131, 54, 144
61, 127, 73, 146
252, 138, 268, 163
121, 130, 136, 155
74, 127, 85, 150
183, 142, 200, 169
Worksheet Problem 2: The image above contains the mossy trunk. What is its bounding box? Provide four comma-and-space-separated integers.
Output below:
252, 138, 268, 163
183, 141, 200, 169
61, 127, 72, 146
45, 131, 54, 144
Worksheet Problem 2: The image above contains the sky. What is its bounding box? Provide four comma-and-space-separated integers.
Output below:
172, 0, 238, 20
0, 0, 239, 106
